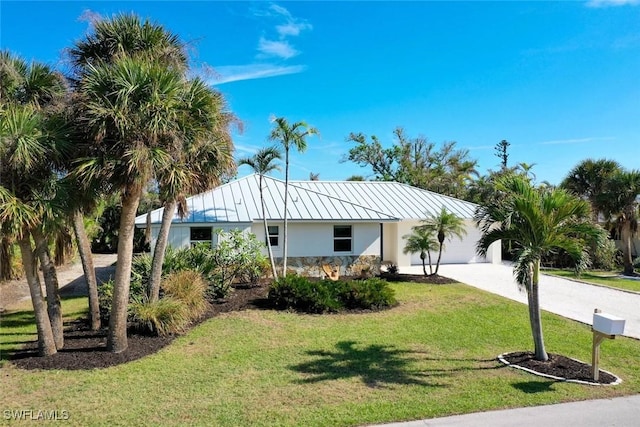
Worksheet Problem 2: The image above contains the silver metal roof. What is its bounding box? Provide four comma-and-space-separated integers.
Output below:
135, 174, 399, 225
291, 180, 478, 220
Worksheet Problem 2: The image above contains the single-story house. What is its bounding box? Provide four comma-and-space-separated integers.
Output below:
134, 174, 501, 276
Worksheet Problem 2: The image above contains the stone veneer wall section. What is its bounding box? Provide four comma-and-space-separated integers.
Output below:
275, 255, 381, 278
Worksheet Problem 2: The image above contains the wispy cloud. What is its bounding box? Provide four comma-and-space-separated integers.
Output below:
539, 136, 615, 145
586, 0, 639, 8
277, 22, 312, 37
258, 37, 298, 59
209, 64, 306, 85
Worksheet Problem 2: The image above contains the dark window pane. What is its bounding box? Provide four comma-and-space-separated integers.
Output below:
269, 236, 279, 246
190, 227, 212, 241
333, 225, 352, 238
334, 239, 352, 252
268, 225, 279, 235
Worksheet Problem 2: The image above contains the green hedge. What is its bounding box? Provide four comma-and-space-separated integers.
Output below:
268, 276, 397, 313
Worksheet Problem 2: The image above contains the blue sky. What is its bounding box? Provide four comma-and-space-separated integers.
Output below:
2, 1, 639, 184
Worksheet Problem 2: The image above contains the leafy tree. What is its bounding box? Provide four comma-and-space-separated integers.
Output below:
422, 207, 466, 274
344, 127, 478, 199
495, 139, 510, 169
402, 226, 438, 275
346, 175, 365, 181
269, 117, 318, 277
475, 175, 606, 361
239, 146, 282, 280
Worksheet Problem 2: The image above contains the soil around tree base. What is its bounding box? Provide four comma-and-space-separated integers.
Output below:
500, 351, 619, 385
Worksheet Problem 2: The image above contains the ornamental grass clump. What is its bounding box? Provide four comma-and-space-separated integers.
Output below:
129, 296, 189, 336
161, 270, 208, 319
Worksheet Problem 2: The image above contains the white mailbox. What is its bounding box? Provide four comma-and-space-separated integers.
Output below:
593, 312, 626, 336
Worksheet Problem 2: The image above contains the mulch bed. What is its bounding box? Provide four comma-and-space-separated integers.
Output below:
380, 273, 456, 284
501, 351, 618, 385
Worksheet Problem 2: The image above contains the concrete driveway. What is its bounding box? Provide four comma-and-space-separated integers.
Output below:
405, 263, 640, 340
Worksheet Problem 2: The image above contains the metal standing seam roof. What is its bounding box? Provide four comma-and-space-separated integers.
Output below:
134, 174, 399, 225
291, 180, 478, 219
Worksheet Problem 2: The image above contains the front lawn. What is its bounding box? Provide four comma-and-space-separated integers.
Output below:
1, 282, 639, 426
543, 269, 640, 293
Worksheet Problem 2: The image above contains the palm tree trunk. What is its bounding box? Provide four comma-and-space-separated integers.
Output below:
17, 230, 57, 356
528, 260, 548, 361
0, 237, 15, 280
621, 220, 634, 276
148, 199, 177, 302
260, 176, 278, 280
283, 149, 289, 277
32, 227, 64, 349
72, 209, 101, 331
435, 243, 444, 275
421, 257, 427, 276
427, 250, 433, 275
107, 188, 142, 353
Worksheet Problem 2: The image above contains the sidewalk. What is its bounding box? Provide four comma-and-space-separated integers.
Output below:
375, 394, 640, 427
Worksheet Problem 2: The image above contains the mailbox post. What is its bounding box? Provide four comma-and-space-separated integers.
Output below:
591, 308, 626, 381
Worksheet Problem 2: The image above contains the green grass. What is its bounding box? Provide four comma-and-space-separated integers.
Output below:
543, 269, 640, 293
1, 284, 640, 426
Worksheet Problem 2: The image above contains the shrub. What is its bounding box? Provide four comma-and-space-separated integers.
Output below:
591, 239, 620, 271
97, 278, 146, 323
131, 253, 153, 290
268, 276, 396, 313
161, 270, 208, 319
130, 296, 189, 336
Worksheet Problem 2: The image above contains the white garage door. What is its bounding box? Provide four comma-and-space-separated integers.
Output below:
411, 225, 485, 265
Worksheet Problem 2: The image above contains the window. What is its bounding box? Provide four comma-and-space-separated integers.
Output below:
267, 225, 279, 247
190, 227, 212, 247
333, 225, 352, 252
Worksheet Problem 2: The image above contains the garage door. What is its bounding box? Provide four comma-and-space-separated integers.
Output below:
411, 225, 485, 265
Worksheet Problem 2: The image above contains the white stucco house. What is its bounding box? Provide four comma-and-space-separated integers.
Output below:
134, 174, 501, 276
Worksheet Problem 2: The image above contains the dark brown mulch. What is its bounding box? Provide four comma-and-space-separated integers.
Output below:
10, 283, 270, 371
502, 351, 618, 384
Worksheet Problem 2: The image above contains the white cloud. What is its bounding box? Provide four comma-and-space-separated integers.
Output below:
276, 22, 312, 37
208, 63, 306, 85
586, 0, 639, 8
539, 136, 615, 145
269, 4, 292, 19
258, 37, 299, 59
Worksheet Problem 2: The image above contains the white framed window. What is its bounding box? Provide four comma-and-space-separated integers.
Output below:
190, 227, 212, 247
333, 225, 352, 252
267, 225, 279, 247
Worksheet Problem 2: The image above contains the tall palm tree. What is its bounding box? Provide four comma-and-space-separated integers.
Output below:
70, 14, 191, 353
1, 51, 67, 355
475, 175, 606, 361
422, 207, 466, 274
73, 56, 186, 353
402, 226, 438, 276
269, 117, 318, 277
598, 170, 640, 276
147, 79, 236, 303
239, 146, 282, 280
561, 159, 621, 222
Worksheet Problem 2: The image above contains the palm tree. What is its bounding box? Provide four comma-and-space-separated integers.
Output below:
561, 159, 621, 222
475, 175, 606, 361
70, 14, 191, 353
269, 117, 318, 277
147, 79, 236, 303
422, 207, 466, 274
239, 146, 282, 280
598, 170, 640, 276
1, 51, 67, 355
403, 226, 438, 275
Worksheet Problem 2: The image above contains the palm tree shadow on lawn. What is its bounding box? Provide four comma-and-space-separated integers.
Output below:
289, 341, 502, 389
